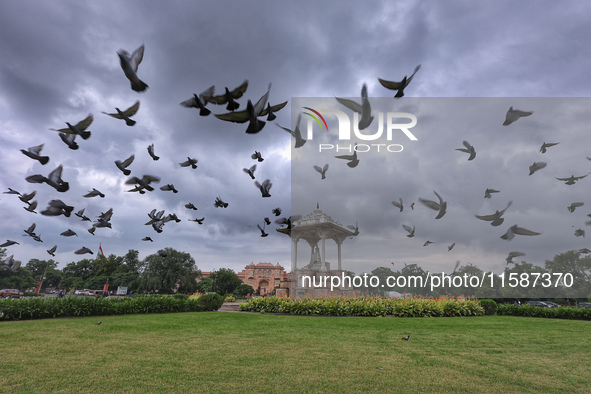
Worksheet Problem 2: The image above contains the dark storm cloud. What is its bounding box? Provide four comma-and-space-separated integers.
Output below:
1, 0, 591, 274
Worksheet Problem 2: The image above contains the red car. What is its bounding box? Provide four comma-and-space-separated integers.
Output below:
0, 289, 24, 298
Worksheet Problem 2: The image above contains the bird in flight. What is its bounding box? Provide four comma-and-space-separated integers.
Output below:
147, 144, 159, 161
335, 83, 374, 130
180, 86, 215, 116
51, 114, 93, 140
474, 201, 512, 227
484, 188, 499, 199
539, 142, 559, 153
277, 113, 306, 148
102, 101, 140, 126
243, 164, 257, 180
204, 80, 248, 111
313, 164, 329, 179
455, 140, 476, 161
115, 154, 135, 176
502, 106, 533, 126
419, 190, 447, 219
180, 157, 198, 169
20, 144, 49, 165
25, 164, 69, 193
500, 225, 541, 241
118, 44, 148, 92
556, 173, 590, 185
378, 65, 421, 98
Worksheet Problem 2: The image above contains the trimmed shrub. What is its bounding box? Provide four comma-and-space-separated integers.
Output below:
479, 299, 498, 315
224, 294, 236, 302
239, 296, 484, 317
0, 293, 223, 322
196, 293, 224, 311
497, 303, 591, 320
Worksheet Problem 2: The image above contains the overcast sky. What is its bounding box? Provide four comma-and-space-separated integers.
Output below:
1, 1, 591, 276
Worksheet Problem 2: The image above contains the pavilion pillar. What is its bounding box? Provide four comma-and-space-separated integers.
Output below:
337, 239, 342, 271
320, 236, 327, 271
291, 237, 299, 272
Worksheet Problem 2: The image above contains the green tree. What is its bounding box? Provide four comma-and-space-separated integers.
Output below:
210, 268, 242, 295
233, 283, 255, 297
137, 248, 199, 293
25, 259, 62, 290
195, 276, 213, 293
544, 250, 591, 300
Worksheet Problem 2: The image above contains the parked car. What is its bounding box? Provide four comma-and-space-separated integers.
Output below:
74, 290, 85, 296
84, 290, 96, 296
0, 289, 24, 298
542, 301, 560, 308
527, 301, 550, 308
578, 302, 591, 308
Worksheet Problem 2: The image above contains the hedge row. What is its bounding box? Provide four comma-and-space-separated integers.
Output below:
239, 296, 485, 317
496, 303, 591, 320
0, 294, 224, 321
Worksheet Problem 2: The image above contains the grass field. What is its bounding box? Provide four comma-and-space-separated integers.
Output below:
1, 312, 590, 393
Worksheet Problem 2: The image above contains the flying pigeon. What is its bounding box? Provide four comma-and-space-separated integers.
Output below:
378, 65, 421, 98
500, 225, 541, 241
503, 107, 533, 126
455, 140, 476, 160
275, 215, 302, 230
574, 229, 585, 237
214, 84, 273, 133
180, 157, 198, 169
392, 198, 403, 212
313, 164, 329, 179
58, 132, 79, 150
475, 201, 512, 227
117, 44, 148, 92
204, 80, 248, 110
277, 113, 306, 148
19, 191, 37, 205
556, 173, 590, 185
147, 144, 159, 161
185, 203, 198, 210
264, 217, 271, 225
255, 179, 272, 198
179, 86, 215, 116
528, 162, 547, 175
484, 189, 499, 199
506, 252, 525, 264
419, 190, 447, 219
3, 188, 20, 195
251, 151, 264, 162
243, 164, 257, 179
51, 114, 93, 140
83, 188, 105, 198
214, 197, 228, 208
0, 240, 19, 247
142, 237, 153, 242
60, 229, 78, 237
1, 255, 20, 273
102, 101, 140, 126
272, 208, 282, 216
567, 202, 584, 213
335, 145, 359, 168
23, 223, 42, 242
115, 154, 135, 176
423, 240, 434, 246
160, 184, 178, 193
402, 224, 415, 238
26, 164, 69, 192
24, 200, 38, 214
190, 218, 204, 224
41, 199, 74, 217
257, 224, 268, 237
21, 144, 49, 165
47, 245, 57, 257
540, 142, 559, 153
347, 223, 360, 236
125, 175, 161, 192
335, 83, 374, 130
75, 208, 91, 221
448, 243, 456, 251
75, 247, 94, 255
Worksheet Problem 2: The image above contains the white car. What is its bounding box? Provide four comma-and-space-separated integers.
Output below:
74, 290, 85, 296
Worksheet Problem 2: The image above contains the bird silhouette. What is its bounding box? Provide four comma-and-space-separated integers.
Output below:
0, 240, 19, 247
392, 198, 403, 212
503, 106, 533, 126
160, 184, 178, 193
115, 154, 135, 176
24, 200, 38, 214
125, 175, 161, 192
185, 203, 198, 210
147, 144, 159, 161
567, 202, 584, 213
118, 44, 148, 92
180, 86, 214, 116
142, 237, 153, 242
47, 245, 57, 257
60, 229, 78, 237
277, 113, 306, 148
26, 164, 69, 192
190, 218, 205, 224
402, 224, 415, 238
335, 146, 359, 168
378, 65, 421, 98
251, 151, 264, 162
448, 243, 456, 251
506, 251, 526, 265
272, 207, 282, 216
214, 197, 228, 208
58, 132, 79, 150
84, 188, 105, 198
335, 83, 374, 130
419, 190, 447, 219
41, 199, 74, 217
204, 80, 248, 110
455, 140, 476, 160
75, 247, 93, 255
102, 101, 140, 126
475, 201, 512, 227
243, 164, 257, 180
539, 142, 559, 153
484, 188, 499, 199
20, 144, 49, 165
313, 164, 329, 179
51, 114, 93, 140
257, 223, 268, 237
528, 162, 547, 175
255, 179, 272, 198
180, 157, 198, 169
500, 225, 541, 241
556, 173, 590, 185
75, 208, 91, 221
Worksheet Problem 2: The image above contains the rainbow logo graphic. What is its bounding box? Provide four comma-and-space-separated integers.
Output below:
303, 107, 329, 132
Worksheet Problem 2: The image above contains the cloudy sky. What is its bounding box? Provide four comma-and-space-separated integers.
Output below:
1, 1, 591, 276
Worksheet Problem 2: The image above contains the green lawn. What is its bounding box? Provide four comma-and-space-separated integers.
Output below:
1, 312, 590, 393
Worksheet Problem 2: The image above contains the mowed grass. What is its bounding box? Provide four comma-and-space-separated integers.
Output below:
1, 312, 590, 393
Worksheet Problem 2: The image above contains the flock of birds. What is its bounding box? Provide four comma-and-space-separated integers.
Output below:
2, 44, 589, 276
